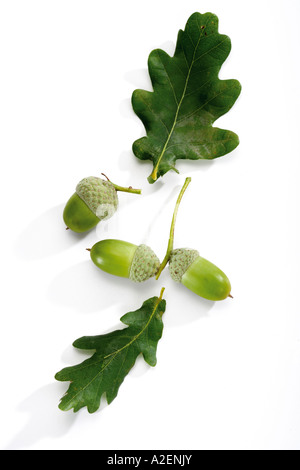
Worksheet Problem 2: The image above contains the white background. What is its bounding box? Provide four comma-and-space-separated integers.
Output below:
1, 0, 299, 450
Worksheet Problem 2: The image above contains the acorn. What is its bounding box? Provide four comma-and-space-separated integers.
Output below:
168, 248, 232, 301
89, 239, 160, 282
63, 175, 141, 233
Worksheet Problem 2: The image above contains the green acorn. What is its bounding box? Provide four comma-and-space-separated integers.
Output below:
63, 175, 141, 233
168, 248, 232, 301
89, 239, 160, 282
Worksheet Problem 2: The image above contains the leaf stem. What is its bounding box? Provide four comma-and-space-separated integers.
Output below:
156, 177, 191, 279
158, 287, 165, 301
101, 173, 142, 195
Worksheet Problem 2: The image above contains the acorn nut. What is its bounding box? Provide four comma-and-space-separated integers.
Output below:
90, 239, 160, 282
169, 248, 232, 301
63, 176, 141, 233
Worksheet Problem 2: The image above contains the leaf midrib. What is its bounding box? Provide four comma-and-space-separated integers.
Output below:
151, 19, 209, 181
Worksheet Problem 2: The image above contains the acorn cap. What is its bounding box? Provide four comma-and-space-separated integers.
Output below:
168, 248, 199, 282
76, 176, 118, 221
129, 244, 160, 283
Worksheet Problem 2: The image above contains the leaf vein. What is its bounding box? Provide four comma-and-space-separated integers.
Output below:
138, 93, 171, 135
177, 86, 235, 124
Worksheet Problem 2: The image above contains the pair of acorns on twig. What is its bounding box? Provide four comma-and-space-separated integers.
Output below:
63, 174, 232, 301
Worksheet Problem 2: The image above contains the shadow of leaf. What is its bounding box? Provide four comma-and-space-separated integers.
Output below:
5, 383, 77, 450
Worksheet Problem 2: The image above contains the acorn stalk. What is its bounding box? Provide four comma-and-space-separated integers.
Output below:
156, 177, 191, 279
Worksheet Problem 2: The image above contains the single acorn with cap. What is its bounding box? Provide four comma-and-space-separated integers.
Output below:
88, 239, 160, 283
168, 248, 231, 301
63, 173, 141, 233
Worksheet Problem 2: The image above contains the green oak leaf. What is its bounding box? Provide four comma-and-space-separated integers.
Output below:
55, 290, 166, 413
132, 12, 242, 183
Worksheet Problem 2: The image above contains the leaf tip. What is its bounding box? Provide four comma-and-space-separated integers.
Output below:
54, 370, 63, 382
